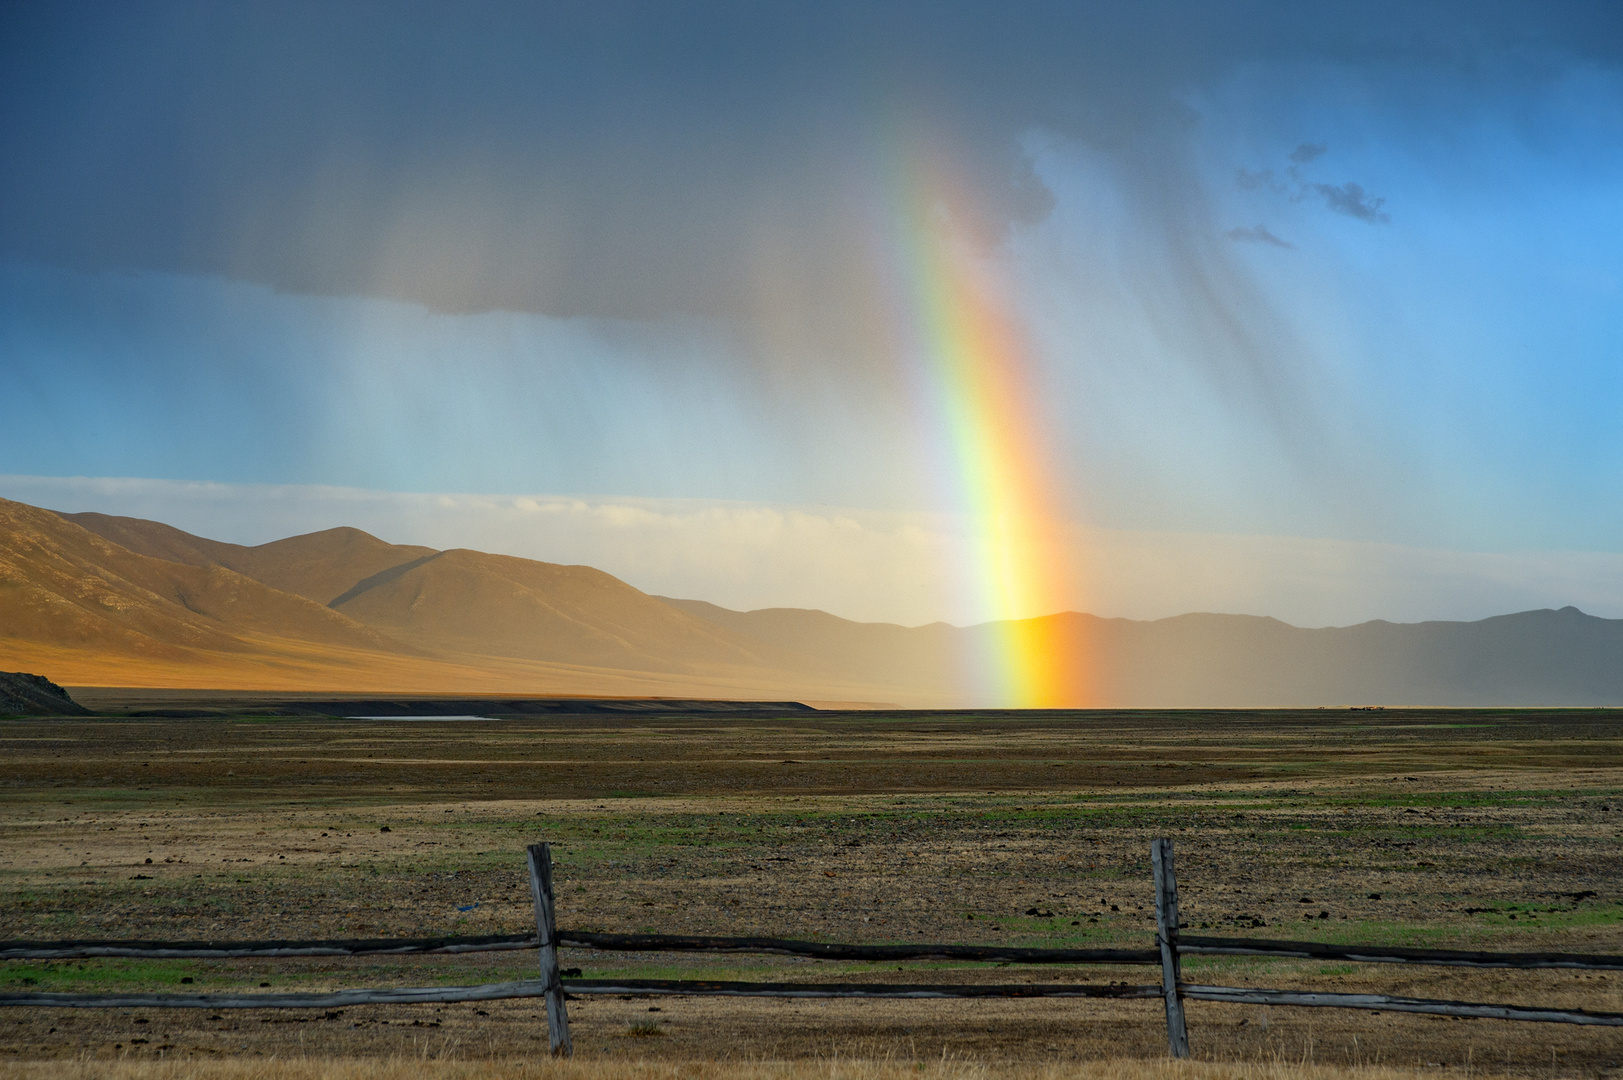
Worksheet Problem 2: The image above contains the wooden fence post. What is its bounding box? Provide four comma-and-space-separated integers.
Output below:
527, 842, 573, 1057
1152, 837, 1190, 1058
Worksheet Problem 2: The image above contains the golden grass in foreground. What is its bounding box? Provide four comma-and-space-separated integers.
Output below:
0, 1060, 1509, 1080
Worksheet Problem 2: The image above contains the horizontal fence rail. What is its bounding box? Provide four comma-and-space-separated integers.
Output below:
0, 980, 1170, 1010
7, 978, 1620, 1027
12, 932, 1622, 972
563, 932, 1159, 966
0, 932, 1158, 966
1178, 935, 1623, 971
1180, 985, 1623, 1027
0, 933, 539, 961
3, 839, 1621, 1057
0, 979, 560, 1010
561, 979, 1165, 1000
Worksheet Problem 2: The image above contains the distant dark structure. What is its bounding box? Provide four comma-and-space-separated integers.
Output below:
0, 672, 90, 716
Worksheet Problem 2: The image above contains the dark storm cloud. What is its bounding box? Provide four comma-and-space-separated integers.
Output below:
1314, 181, 1392, 223
1240, 147, 1391, 226
0, 1, 1616, 339
1237, 168, 1285, 193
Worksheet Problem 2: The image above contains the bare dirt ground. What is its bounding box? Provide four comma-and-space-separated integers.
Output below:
1, 707, 1622, 1075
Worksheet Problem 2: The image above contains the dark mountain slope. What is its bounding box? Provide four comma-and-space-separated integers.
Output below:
0, 670, 90, 716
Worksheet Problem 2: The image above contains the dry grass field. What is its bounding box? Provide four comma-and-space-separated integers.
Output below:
0, 1057, 1565, 1080
2, 705, 1622, 1076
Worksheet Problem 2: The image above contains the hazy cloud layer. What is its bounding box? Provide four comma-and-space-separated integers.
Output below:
7, 475, 1622, 629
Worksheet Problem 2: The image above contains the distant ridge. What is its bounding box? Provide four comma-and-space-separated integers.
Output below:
0, 498, 411, 661
3, 496, 1621, 706
662, 600, 1623, 707
59, 512, 437, 605
60, 508, 797, 675
655, 597, 964, 689
4, 497, 896, 702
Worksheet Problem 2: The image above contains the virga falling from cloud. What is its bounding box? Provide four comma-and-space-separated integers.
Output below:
4, 2, 1623, 620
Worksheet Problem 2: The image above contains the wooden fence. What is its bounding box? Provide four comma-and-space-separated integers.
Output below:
4, 838, 1622, 1058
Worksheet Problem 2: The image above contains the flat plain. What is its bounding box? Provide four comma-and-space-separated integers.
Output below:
2, 705, 1622, 1076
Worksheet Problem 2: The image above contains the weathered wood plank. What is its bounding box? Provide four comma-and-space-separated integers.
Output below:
527, 842, 572, 1058
1152, 838, 1190, 1058
13, 977, 1622, 1021
12, 930, 1620, 972
1181, 984, 1623, 1026
1178, 936, 1623, 971
558, 932, 1161, 966
0, 933, 1159, 965
0, 979, 1166, 1008
0, 979, 554, 1009
0, 934, 538, 960
561, 979, 1167, 999
11, 977, 1617, 1023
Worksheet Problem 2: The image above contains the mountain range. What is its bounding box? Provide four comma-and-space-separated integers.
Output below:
2, 494, 1620, 707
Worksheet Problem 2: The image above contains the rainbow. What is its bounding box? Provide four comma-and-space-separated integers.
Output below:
880, 157, 1085, 708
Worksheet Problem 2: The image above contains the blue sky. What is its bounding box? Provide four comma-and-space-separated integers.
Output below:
4, 2, 1623, 624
